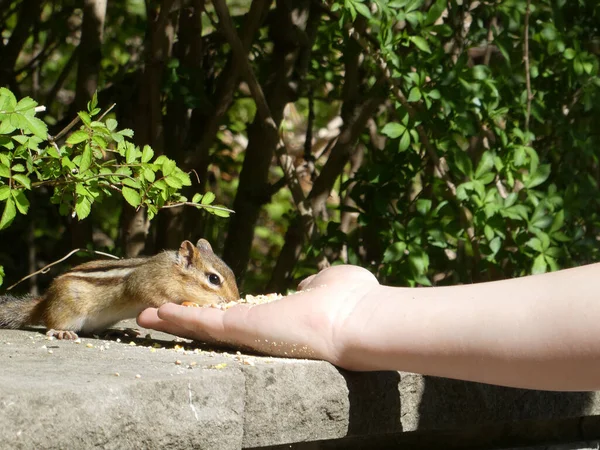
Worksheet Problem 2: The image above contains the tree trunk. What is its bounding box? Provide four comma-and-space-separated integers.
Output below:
222, 0, 313, 283
121, 0, 175, 257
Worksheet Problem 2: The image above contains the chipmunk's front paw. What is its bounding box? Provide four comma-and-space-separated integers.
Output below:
46, 329, 79, 340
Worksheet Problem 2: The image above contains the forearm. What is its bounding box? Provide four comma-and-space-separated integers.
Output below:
337, 263, 600, 391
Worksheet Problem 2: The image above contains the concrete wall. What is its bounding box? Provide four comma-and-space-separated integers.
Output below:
2, 322, 600, 449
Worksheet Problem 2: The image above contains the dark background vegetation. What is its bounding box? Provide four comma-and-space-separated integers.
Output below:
1, 0, 599, 295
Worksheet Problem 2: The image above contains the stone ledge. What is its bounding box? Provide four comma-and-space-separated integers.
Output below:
1, 321, 600, 450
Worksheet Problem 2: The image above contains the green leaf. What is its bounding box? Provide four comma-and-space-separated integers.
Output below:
427, 89, 441, 100
15, 97, 37, 112
210, 206, 231, 218
122, 178, 141, 189
88, 91, 98, 112
409, 251, 429, 274
425, 0, 446, 25
525, 164, 551, 189
549, 209, 565, 234
75, 183, 89, 196
416, 199, 431, 215
106, 118, 118, 131
383, 242, 407, 263
165, 176, 183, 189
489, 236, 501, 255
407, 87, 422, 102
80, 144, 92, 173
410, 36, 431, 53
173, 171, 191, 186
142, 145, 154, 163
201, 191, 216, 205
18, 114, 47, 140
12, 190, 29, 214
0, 87, 17, 111
480, 173, 495, 185
192, 193, 203, 203
454, 150, 473, 177
91, 135, 107, 149
0, 185, 9, 201
381, 122, 405, 139
475, 151, 495, 179
484, 224, 494, 241
118, 128, 134, 138
143, 167, 155, 182
12, 174, 31, 189
162, 159, 176, 176
75, 196, 92, 220
563, 48, 576, 60
78, 111, 91, 127
354, 2, 371, 18
525, 237, 543, 252
0, 164, 10, 178
66, 130, 89, 145
531, 254, 547, 274
125, 144, 137, 163
122, 186, 141, 207
399, 131, 411, 152
0, 120, 16, 134
0, 197, 16, 230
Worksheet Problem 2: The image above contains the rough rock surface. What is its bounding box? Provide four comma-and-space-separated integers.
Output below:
2, 321, 600, 449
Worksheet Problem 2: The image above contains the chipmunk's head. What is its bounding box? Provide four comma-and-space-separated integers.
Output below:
174, 239, 239, 305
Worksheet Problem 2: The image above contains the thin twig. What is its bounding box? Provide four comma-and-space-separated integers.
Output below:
160, 201, 235, 213
190, 169, 201, 184
49, 115, 81, 143
30, 172, 135, 189
97, 102, 117, 121
523, 0, 532, 139
483, 17, 497, 66
7, 248, 120, 291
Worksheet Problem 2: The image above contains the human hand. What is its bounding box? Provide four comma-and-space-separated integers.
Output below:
137, 265, 380, 366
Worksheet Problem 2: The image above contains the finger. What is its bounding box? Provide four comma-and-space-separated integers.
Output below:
156, 303, 261, 348
157, 303, 226, 337
137, 308, 205, 341
138, 305, 224, 342
297, 274, 317, 291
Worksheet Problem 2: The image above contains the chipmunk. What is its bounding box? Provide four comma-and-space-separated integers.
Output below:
0, 239, 239, 339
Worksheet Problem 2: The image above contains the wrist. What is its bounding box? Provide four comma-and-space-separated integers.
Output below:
328, 283, 394, 370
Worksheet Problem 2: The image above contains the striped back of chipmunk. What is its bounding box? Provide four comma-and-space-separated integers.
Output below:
58, 258, 149, 285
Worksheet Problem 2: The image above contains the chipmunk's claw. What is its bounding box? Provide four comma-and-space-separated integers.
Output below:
46, 329, 79, 340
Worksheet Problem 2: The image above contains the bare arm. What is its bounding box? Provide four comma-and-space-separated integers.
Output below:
138, 264, 600, 391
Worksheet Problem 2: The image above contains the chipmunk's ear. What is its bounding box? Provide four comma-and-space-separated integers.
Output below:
178, 240, 197, 267
196, 238, 213, 254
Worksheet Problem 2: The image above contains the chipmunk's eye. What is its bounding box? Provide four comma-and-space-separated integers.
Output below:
208, 273, 221, 286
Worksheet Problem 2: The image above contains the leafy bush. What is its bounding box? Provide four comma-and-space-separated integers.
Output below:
0, 88, 229, 286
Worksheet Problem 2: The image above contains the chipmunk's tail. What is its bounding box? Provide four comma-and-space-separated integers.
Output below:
0, 294, 43, 328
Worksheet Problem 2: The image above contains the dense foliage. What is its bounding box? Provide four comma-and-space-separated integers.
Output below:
0, 0, 599, 293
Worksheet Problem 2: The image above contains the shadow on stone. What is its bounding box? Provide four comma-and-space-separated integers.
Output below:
418, 377, 594, 429
338, 369, 402, 437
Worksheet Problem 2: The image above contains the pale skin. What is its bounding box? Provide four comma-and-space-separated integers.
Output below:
137, 264, 600, 392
